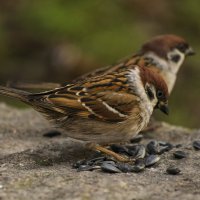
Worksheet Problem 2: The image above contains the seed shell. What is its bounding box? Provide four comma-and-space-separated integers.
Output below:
166, 166, 181, 175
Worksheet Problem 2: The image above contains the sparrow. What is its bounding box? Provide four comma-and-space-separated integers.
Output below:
0, 64, 169, 162
72, 34, 194, 133
75, 34, 194, 94
11, 34, 194, 95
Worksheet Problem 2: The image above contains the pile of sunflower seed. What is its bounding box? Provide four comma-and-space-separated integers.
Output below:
73, 135, 200, 175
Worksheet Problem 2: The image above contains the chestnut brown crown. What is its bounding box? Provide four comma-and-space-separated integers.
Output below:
139, 66, 169, 100
137, 65, 169, 114
140, 34, 195, 59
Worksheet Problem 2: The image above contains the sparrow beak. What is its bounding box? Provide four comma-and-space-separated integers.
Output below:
186, 47, 195, 56
157, 101, 169, 115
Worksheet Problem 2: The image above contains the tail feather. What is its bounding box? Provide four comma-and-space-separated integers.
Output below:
0, 86, 31, 103
0, 86, 68, 121
6, 81, 61, 90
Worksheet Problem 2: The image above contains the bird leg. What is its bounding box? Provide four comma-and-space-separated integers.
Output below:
86, 143, 133, 162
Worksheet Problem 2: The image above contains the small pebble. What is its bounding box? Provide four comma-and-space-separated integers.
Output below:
193, 140, 200, 150
173, 151, 187, 159
166, 166, 181, 175
145, 155, 160, 167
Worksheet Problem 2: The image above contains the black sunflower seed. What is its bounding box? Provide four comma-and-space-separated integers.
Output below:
175, 144, 182, 148
117, 163, 133, 173
158, 141, 173, 154
126, 144, 146, 158
159, 146, 170, 154
130, 134, 143, 143
101, 161, 121, 173
159, 141, 173, 148
134, 145, 146, 159
193, 140, 200, 150
72, 159, 86, 169
126, 145, 140, 157
77, 165, 101, 172
166, 166, 181, 175
132, 159, 145, 173
146, 140, 160, 154
43, 130, 62, 138
110, 144, 129, 155
145, 155, 160, 167
85, 156, 106, 166
173, 151, 187, 159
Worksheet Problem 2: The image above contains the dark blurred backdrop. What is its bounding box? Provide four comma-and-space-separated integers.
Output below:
0, 0, 199, 127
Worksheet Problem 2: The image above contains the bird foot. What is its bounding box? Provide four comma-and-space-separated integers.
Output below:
86, 143, 134, 163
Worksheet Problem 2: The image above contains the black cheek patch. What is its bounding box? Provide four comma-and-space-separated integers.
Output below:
146, 87, 154, 101
171, 54, 181, 63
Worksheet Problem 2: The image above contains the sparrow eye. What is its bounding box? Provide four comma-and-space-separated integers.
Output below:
157, 90, 164, 98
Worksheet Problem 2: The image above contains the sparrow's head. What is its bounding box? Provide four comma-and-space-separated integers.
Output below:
139, 66, 169, 115
140, 34, 195, 73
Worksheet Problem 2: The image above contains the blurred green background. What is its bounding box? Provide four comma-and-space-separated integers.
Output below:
0, 0, 199, 128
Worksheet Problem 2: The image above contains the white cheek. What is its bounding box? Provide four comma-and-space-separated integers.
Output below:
168, 50, 185, 74
127, 69, 156, 116
143, 52, 169, 70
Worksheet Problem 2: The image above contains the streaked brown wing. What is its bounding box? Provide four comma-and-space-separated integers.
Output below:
45, 71, 139, 122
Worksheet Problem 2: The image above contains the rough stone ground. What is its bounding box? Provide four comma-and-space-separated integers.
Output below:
0, 103, 199, 200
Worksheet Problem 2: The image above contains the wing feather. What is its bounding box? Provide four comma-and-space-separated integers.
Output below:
34, 69, 140, 122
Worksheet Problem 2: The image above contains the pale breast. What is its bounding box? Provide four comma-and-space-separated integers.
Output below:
160, 71, 176, 94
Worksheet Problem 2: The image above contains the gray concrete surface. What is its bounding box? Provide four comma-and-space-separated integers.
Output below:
0, 103, 199, 200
